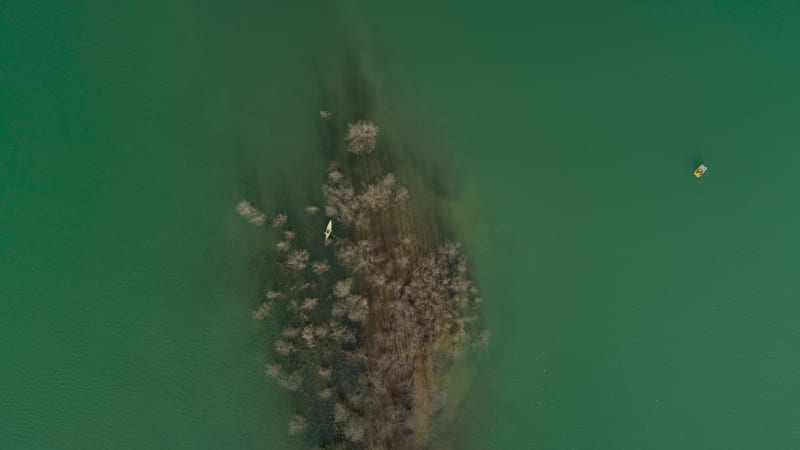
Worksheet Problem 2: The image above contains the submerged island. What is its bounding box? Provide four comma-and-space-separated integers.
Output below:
238, 117, 487, 449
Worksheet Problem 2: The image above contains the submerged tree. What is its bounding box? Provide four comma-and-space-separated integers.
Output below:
239, 117, 485, 449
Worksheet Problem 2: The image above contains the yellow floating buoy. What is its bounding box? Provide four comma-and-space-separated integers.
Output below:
694, 164, 708, 178
324, 219, 333, 240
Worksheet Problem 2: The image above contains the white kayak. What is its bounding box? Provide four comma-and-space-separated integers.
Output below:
324, 220, 332, 240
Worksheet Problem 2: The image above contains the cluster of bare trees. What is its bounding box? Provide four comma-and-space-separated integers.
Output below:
238, 118, 486, 449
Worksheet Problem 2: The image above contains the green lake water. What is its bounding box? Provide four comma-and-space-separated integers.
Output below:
3, 1, 800, 449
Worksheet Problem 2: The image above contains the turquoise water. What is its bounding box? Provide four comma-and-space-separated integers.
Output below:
3, 1, 800, 449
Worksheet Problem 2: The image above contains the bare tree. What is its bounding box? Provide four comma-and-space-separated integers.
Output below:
311, 260, 330, 274
301, 298, 319, 310
345, 121, 379, 154
288, 415, 307, 435
317, 388, 333, 400
286, 250, 309, 270
272, 213, 288, 228
265, 362, 282, 379
274, 339, 295, 356
236, 200, 266, 226
278, 372, 301, 391
251, 301, 272, 320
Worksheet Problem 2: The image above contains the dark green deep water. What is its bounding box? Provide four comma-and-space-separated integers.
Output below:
3, 1, 800, 449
